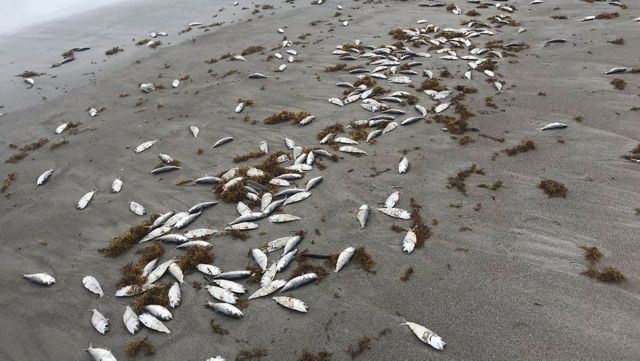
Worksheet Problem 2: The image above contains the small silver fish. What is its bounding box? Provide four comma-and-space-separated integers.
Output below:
91, 309, 109, 334
212, 136, 234, 148
77, 190, 95, 210
402, 321, 446, 350
82, 276, 104, 297
135, 140, 157, 153
378, 207, 411, 219
399, 157, 409, 174
23, 272, 55, 285
273, 296, 308, 312
130, 201, 146, 216
280, 273, 318, 292
357, 204, 369, 229
36, 169, 55, 186
335, 247, 355, 272
205, 302, 244, 318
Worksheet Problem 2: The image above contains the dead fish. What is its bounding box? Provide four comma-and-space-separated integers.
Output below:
580, 16, 595, 22
415, 104, 427, 116
402, 321, 446, 350
55, 123, 68, 134
339, 146, 367, 155
383, 108, 405, 115
328, 97, 344, 107
188, 21, 202, 26
213, 270, 252, 280
142, 259, 158, 277
145, 304, 173, 321
174, 212, 201, 229
168, 262, 184, 283
367, 129, 382, 141
252, 249, 268, 271
300, 115, 315, 126
401, 116, 423, 126
225, 222, 259, 230
139, 83, 155, 93
82, 276, 104, 297
211, 279, 246, 294
399, 157, 409, 174
545, 38, 567, 45
36, 169, 54, 186
188, 201, 218, 214
389, 75, 412, 84
249, 279, 286, 299
280, 273, 318, 292
130, 201, 146, 216
212, 136, 234, 148
86, 344, 116, 361
260, 262, 278, 287
77, 190, 95, 210
248, 73, 268, 79
267, 235, 299, 253
197, 264, 221, 276
335, 247, 355, 272
358, 204, 369, 229
146, 259, 175, 284
115, 284, 154, 297
283, 191, 311, 206
91, 309, 109, 334
263, 199, 285, 216
205, 302, 243, 318
273, 296, 308, 313
123, 306, 140, 335
285, 164, 312, 172
494, 81, 503, 92
168, 282, 181, 308
269, 214, 301, 223
190, 126, 199, 137
385, 191, 399, 208
233, 55, 247, 61
184, 228, 218, 239
305, 176, 322, 191
139, 313, 171, 334
23, 273, 55, 286
277, 249, 297, 271
382, 121, 399, 134
89, 108, 98, 117
259, 140, 269, 154
140, 225, 171, 243
172, 79, 179, 88
135, 140, 157, 153
378, 207, 411, 220
111, 178, 122, 193
24, 78, 35, 87
403, 229, 417, 253
206, 286, 237, 304
151, 165, 181, 174
605, 67, 627, 75
484, 70, 495, 78
434, 103, 450, 114
177, 241, 213, 251
277, 64, 287, 72
540, 122, 567, 131
166, 212, 194, 227
464, 71, 472, 80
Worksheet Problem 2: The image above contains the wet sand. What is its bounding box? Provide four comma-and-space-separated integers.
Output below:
1, 0, 639, 360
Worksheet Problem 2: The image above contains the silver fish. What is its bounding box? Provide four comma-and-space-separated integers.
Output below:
252, 248, 268, 271
144, 304, 173, 321
23, 272, 55, 286
86, 344, 116, 361
168, 282, 181, 308
261, 262, 278, 287
91, 309, 109, 334
277, 249, 297, 271
339, 146, 367, 155
206, 286, 237, 304
249, 279, 286, 299
401, 116, 423, 126
273, 296, 308, 312
205, 302, 243, 318
82, 276, 104, 297
269, 214, 301, 223
283, 191, 311, 206
184, 228, 218, 239
130, 201, 146, 216
212, 279, 245, 294
151, 165, 181, 174
77, 190, 95, 210
357, 204, 369, 229
213, 270, 252, 280
248, 73, 268, 79
225, 222, 259, 230
280, 273, 318, 292
111, 178, 122, 193
385, 191, 399, 208
212, 136, 234, 148
378, 207, 411, 219
335, 247, 355, 272
139, 313, 171, 334
188, 201, 218, 214
197, 264, 222, 277
399, 157, 409, 174
434, 103, 450, 114
540, 122, 567, 131
403, 229, 417, 253
123, 306, 140, 335
140, 225, 172, 243
267, 235, 299, 253
305, 176, 323, 191
168, 262, 184, 283
235, 102, 245, 113
190, 126, 199, 137
36, 169, 54, 186
176, 240, 212, 249
196, 176, 221, 184
135, 140, 157, 153
174, 212, 201, 229
328, 97, 344, 107
402, 321, 446, 350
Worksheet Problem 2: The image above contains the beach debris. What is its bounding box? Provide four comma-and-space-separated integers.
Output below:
402, 322, 446, 350
82, 276, 104, 297
91, 309, 109, 334
77, 190, 96, 210
36, 169, 54, 186
273, 296, 308, 312
23, 273, 55, 286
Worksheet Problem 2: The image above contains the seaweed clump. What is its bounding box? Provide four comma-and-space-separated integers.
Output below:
1, 173, 16, 193
290, 259, 329, 280
125, 337, 156, 357
5, 138, 49, 163
210, 319, 229, 335
264, 110, 311, 125
346, 336, 371, 358
353, 247, 375, 273
237, 349, 269, 360
241, 45, 265, 56
417, 79, 447, 92
610, 78, 626, 90
538, 179, 567, 198
99, 214, 159, 257
233, 150, 266, 163
317, 123, 345, 140
579, 245, 625, 283
297, 351, 332, 361
400, 267, 414, 282
105, 47, 123, 56
447, 164, 484, 194
503, 139, 535, 156
176, 245, 213, 273
595, 12, 619, 20
131, 283, 170, 313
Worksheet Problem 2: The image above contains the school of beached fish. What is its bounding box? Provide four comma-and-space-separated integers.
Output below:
20, 0, 635, 358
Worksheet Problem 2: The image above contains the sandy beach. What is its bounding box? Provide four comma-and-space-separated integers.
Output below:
1, 0, 639, 360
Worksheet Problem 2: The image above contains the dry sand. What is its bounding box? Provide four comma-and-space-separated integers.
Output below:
1, 0, 639, 360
